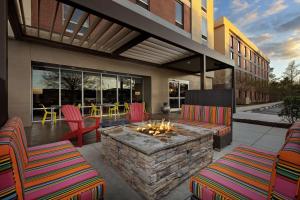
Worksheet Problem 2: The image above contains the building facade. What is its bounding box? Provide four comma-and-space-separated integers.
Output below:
7, 0, 229, 127
214, 17, 270, 104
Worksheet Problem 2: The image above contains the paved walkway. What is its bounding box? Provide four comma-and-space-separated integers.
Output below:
77, 122, 287, 200
233, 102, 290, 127
236, 101, 282, 112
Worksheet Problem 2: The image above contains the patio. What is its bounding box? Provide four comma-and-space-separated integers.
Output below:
24, 120, 287, 200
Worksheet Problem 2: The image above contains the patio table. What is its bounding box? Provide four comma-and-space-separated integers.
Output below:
101, 122, 213, 200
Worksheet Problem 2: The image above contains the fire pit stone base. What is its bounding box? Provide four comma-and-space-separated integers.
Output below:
101, 123, 213, 200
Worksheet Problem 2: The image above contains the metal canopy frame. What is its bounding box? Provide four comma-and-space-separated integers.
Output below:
8, 0, 234, 75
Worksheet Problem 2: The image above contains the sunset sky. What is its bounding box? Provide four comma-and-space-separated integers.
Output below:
214, 0, 300, 78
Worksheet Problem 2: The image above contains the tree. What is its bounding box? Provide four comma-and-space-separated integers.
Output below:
283, 60, 300, 84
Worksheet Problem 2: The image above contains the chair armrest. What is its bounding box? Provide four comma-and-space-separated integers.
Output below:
64, 119, 83, 129
84, 116, 100, 127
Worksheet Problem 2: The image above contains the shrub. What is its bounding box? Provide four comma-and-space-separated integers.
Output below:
279, 96, 300, 123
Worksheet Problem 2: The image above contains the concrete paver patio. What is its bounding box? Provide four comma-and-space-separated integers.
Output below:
77, 122, 287, 200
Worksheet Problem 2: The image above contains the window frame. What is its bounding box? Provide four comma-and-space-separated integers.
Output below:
201, 16, 208, 41
175, 0, 184, 29
201, 0, 207, 12
136, 0, 149, 10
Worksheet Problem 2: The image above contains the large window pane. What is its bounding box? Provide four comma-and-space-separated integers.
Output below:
61, 70, 82, 105
132, 78, 143, 103
170, 99, 179, 109
175, 1, 183, 27
83, 72, 101, 115
102, 75, 117, 104
32, 66, 59, 121
118, 77, 131, 104
169, 81, 179, 97
202, 17, 208, 40
180, 82, 189, 98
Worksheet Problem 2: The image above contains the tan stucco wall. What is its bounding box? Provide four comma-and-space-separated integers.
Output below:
191, 0, 214, 49
8, 39, 201, 127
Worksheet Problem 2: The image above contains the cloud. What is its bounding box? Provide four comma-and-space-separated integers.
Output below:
295, 0, 300, 3
277, 15, 300, 32
263, 0, 288, 17
231, 0, 249, 13
249, 33, 273, 44
236, 10, 258, 27
260, 36, 300, 60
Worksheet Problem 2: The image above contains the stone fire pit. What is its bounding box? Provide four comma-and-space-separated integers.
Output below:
101, 122, 213, 200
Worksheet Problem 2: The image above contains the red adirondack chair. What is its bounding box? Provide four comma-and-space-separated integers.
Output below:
61, 105, 100, 147
127, 103, 150, 122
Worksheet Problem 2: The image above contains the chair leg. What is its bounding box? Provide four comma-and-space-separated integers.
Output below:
53, 113, 57, 125
96, 129, 101, 142
42, 112, 48, 125
77, 134, 83, 147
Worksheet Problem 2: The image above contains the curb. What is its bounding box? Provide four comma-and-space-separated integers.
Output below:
233, 118, 291, 128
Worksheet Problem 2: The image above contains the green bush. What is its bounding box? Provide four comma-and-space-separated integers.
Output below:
279, 96, 300, 123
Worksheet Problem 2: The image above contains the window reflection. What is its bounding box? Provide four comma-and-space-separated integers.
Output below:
83, 73, 101, 115
32, 66, 59, 121
102, 75, 117, 104
132, 78, 143, 103
61, 70, 82, 105
118, 77, 131, 104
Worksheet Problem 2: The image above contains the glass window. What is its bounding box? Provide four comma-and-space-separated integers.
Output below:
169, 80, 189, 110
202, 0, 207, 10
238, 55, 241, 67
63, 5, 89, 36
137, 0, 149, 9
175, 1, 183, 28
32, 66, 59, 121
231, 51, 234, 60
244, 46, 247, 57
61, 70, 82, 106
202, 17, 208, 40
250, 50, 252, 60
230, 35, 234, 48
102, 75, 117, 104
83, 72, 101, 114
118, 76, 131, 104
132, 78, 143, 103
238, 41, 241, 52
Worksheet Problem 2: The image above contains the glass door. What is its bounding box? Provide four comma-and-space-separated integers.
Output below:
169, 80, 189, 111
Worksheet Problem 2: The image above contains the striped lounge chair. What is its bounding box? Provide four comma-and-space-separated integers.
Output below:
0, 117, 105, 200
190, 123, 300, 200
178, 105, 232, 150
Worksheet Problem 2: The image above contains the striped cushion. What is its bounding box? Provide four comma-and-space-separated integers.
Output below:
176, 120, 231, 136
190, 145, 276, 200
270, 140, 300, 199
0, 118, 105, 200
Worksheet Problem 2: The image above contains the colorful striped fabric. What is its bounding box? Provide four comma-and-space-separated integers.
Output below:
0, 117, 105, 200
180, 105, 232, 126
270, 139, 300, 200
190, 145, 277, 200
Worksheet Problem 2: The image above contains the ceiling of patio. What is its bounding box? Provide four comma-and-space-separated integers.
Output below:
9, 0, 233, 73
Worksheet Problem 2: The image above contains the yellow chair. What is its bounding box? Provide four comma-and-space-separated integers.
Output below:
41, 104, 57, 125
90, 103, 101, 116
124, 102, 130, 113
108, 102, 119, 118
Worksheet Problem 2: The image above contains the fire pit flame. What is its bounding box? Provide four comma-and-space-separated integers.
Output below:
136, 119, 174, 136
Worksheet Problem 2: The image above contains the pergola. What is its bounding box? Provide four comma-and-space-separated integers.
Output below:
0, 0, 235, 126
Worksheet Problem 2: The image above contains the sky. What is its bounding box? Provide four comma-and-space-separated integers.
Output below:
214, 0, 300, 78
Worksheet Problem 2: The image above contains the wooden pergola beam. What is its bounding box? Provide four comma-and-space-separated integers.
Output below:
69, 12, 89, 44
49, 1, 59, 40
59, 6, 75, 42
78, 17, 101, 47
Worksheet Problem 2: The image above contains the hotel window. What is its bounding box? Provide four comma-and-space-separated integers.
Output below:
244, 46, 247, 57
250, 50, 252, 60
237, 41, 241, 53
63, 5, 89, 36
137, 0, 149, 9
175, 1, 184, 28
202, 17, 208, 41
244, 59, 247, 70
230, 35, 234, 48
238, 55, 241, 67
169, 80, 189, 111
202, 0, 207, 11
230, 51, 234, 60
